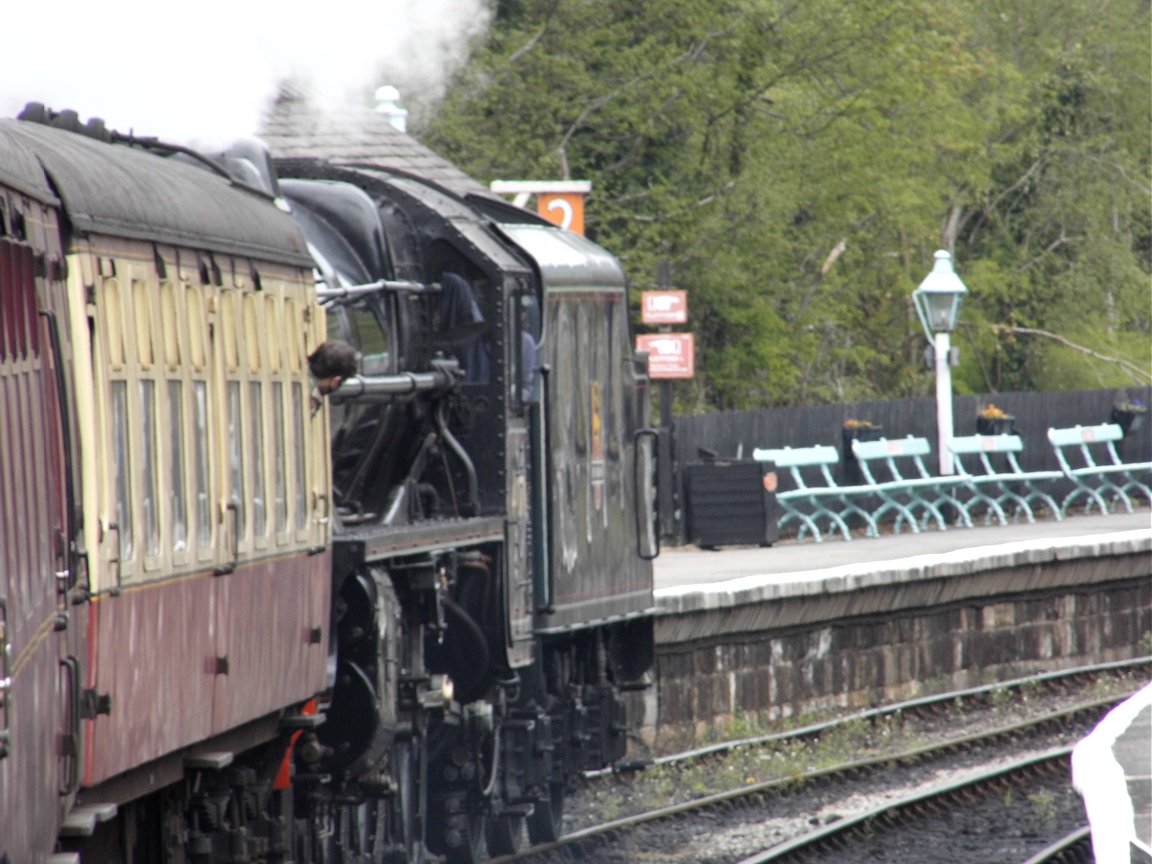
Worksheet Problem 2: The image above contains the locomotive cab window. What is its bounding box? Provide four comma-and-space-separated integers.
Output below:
335, 298, 393, 375
517, 292, 541, 408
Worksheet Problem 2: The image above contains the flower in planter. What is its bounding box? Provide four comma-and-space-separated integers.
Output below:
978, 404, 1011, 420
843, 419, 876, 429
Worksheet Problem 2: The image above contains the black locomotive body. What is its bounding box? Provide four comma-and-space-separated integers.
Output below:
0, 102, 657, 864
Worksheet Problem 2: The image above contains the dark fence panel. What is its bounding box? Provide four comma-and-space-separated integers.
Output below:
669, 387, 1151, 542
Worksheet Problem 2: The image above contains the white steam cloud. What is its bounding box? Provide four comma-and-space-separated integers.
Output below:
1, 0, 491, 145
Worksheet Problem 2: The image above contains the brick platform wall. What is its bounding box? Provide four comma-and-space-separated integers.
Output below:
640, 557, 1151, 747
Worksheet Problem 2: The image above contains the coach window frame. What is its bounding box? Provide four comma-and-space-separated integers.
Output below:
132, 274, 161, 568
186, 282, 216, 563
220, 288, 249, 555
159, 281, 190, 562
99, 274, 135, 573
243, 291, 269, 550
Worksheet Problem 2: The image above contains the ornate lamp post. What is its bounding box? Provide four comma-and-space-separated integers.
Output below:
912, 250, 968, 474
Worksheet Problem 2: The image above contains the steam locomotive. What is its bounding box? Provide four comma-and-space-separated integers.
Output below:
0, 101, 658, 863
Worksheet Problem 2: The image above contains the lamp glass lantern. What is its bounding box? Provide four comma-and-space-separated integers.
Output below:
912, 250, 967, 340
913, 249, 968, 476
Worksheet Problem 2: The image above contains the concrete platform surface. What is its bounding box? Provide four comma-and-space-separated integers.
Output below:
655, 509, 1152, 594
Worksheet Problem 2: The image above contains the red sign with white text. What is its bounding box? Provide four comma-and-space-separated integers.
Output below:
641, 290, 688, 325
636, 333, 695, 379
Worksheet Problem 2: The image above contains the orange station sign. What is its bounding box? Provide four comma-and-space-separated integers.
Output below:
636, 333, 695, 379
536, 193, 585, 236
489, 180, 592, 236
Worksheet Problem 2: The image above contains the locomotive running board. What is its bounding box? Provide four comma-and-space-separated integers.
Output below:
337, 517, 506, 563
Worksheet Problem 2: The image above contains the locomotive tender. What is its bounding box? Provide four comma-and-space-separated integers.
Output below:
0, 102, 658, 863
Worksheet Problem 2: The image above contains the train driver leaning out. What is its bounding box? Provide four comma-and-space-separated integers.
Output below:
308, 340, 359, 414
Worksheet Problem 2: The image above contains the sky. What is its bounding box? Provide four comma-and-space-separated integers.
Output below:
2, 0, 491, 146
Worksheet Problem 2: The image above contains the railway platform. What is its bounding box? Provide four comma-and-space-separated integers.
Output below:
648, 508, 1151, 858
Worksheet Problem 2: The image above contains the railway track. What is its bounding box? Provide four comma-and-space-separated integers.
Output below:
488, 658, 1148, 864
1019, 826, 1093, 864
733, 747, 1078, 863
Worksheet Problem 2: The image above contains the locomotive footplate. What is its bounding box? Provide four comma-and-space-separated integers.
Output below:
335, 517, 506, 563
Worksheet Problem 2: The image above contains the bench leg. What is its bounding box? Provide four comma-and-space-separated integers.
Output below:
1028, 490, 1060, 521
933, 489, 974, 529
994, 483, 1036, 523
778, 506, 824, 543
1119, 473, 1151, 507
1062, 484, 1110, 517
960, 485, 1008, 526
821, 510, 855, 542
903, 493, 947, 531
838, 498, 879, 539
875, 496, 921, 534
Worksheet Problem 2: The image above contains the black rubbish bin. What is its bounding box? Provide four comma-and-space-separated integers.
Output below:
684, 459, 779, 548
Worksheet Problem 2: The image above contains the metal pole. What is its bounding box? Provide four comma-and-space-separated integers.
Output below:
934, 331, 954, 474
657, 379, 676, 539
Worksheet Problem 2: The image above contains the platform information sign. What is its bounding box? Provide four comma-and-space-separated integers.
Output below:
640, 290, 688, 325
636, 332, 695, 379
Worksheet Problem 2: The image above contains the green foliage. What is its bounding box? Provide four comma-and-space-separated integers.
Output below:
421, 0, 1152, 410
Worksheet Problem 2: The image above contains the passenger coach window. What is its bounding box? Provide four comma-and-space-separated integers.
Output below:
228, 382, 245, 537
193, 382, 211, 550
140, 379, 160, 558
293, 382, 307, 531
273, 382, 288, 533
187, 287, 211, 552
169, 382, 186, 552
133, 280, 160, 560
162, 286, 187, 553
250, 382, 266, 538
266, 298, 289, 536
110, 381, 133, 561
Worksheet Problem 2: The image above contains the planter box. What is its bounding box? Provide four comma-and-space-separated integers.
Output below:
841, 426, 884, 460
976, 417, 1016, 435
684, 460, 779, 548
842, 426, 884, 485
1111, 408, 1148, 437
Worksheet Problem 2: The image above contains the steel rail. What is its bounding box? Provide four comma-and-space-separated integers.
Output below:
731, 747, 1075, 864
1019, 825, 1093, 864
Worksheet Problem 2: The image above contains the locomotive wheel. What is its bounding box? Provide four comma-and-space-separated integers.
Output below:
526, 783, 565, 844
485, 813, 525, 856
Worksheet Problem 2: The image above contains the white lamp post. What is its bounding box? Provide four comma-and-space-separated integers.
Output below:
912, 250, 968, 475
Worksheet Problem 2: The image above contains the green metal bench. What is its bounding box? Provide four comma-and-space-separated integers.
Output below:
1046, 424, 1152, 517
851, 436, 973, 532
947, 434, 1063, 525
752, 445, 878, 542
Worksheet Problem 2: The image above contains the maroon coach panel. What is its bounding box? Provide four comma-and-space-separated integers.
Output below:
0, 228, 74, 860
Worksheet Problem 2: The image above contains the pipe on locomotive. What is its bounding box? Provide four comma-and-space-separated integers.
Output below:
316, 279, 431, 304
328, 357, 462, 404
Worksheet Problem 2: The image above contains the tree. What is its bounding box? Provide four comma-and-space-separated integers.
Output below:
419, 0, 1151, 410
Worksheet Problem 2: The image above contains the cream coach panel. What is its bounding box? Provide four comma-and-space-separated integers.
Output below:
65, 246, 105, 595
